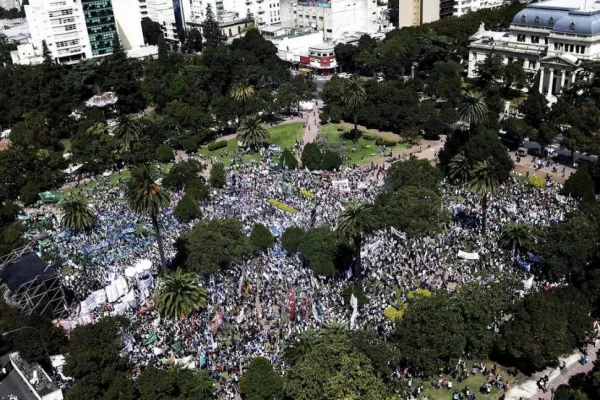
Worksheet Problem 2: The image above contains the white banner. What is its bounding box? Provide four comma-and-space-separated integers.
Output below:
457, 250, 480, 260
350, 294, 359, 329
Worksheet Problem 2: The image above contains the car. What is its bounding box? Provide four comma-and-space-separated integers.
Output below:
376, 76, 384, 83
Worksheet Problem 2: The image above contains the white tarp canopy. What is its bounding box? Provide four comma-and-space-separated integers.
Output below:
86, 92, 118, 108
457, 250, 480, 260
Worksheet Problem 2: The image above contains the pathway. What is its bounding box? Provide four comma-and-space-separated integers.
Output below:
504, 344, 597, 400
303, 101, 322, 144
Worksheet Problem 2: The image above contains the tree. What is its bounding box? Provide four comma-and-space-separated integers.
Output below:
126, 165, 171, 274
301, 143, 323, 170
181, 218, 250, 275
155, 268, 207, 319
239, 115, 269, 151
201, 4, 226, 48
530, 122, 558, 156
182, 137, 198, 153
141, 17, 163, 45
173, 193, 200, 223
209, 162, 227, 188
240, 357, 284, 400
469, 160, 500, 236
158, 35, 169, 67
72, 123, 120, 175
563, 165, 595, 200
250, 223, 275, 253
186, 178, 210, 202
138, 366, 214, 399
182, 27, 203, 53
42, 40, 52, 65
20, 181, 40, 205
447, 152, 471, 183
474, 54, 504, 86
281, 227, 305, 254
156, 144, 175, 163
519, 93, 549, 129
337, 202, 374, 280
59, 194, 96, 232
463, 129, 513, 183
497, 289, 592, 374
113, 115, 141, 155
502, 117, 531, 148
500, 222, 533, 254
342, 77, 366, 132
282, 329, 320, 366
280, 148, 299, 169
385, 158, 442, 193
284, 341, 386, 400
458, 90, 488, 126
320, 150, 342, 171
297, 227, 346, 277
163, 160, 205, 190
230, 80, 255, 122
502, 62, 528, 94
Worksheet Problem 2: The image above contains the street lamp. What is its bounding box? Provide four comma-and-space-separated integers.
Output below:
2, 327, 51, 365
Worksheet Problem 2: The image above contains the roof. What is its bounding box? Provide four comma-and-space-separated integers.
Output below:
308, 42, 335, 50
260, 25, 288, 33
511, 0, 600, 36
552, 10, 600, 35
0, 355, 39, 400
0, 252, 57, 293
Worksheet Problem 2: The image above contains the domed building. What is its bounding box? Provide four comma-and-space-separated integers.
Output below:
468, 0, 600, 102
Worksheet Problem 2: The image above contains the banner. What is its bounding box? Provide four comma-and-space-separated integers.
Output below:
209, 307, 224, 334
457, 250, 480, 260
390, 227, 406, 240
236, 308, 246, 324
523, 275, 534, 290
289, 285, 296, 321
350, 294, 359, 329
332, 179, 350, 192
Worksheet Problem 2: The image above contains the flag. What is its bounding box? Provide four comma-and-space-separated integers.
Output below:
350, 294, 359, 329
143, 332, 158, 346
237, 265, 246, 296
289, 285, 296, 321
236, 308, 246, 324
209, 307, 224, 334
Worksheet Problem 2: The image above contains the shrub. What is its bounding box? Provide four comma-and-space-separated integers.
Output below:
528, 175, 546, 189
363, 133, 377, 141
562, 165, 594, 199
329, 105, 342, 123
156, 144, 174, 163
281, 227, 305, 253
182, 137, 198, 153
162, 160, 204, 190
208, 140, 228, 151
375, 137, 397, 147
20, 181, 40, 205
186, 178, 210, 201
173, 194, 201, 223
406, 288, 432, 303
301, 142, 323, 170
250, 223, 275, 252
281, 148, 299, 169
267, 199, 297, 214
319, 112, 329, 125
340, 285, 370, 306
299, 189, 315, 198
383, 306, 405, 321
209, 163, 227, 188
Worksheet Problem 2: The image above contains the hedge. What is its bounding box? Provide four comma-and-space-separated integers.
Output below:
299, 189, 315, 199
383, 306, 405, 321
267, 199, 298, 214
363, 133, 377, 141
528, 175, 546, 189
208, 140, 228, 151
375, 137, 398, 147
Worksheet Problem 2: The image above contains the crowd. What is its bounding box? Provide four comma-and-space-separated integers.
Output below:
29, 154, 577, 398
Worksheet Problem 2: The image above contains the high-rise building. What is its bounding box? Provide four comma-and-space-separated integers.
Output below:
145, 0, 178, 40
453, 0, 505, 17
221, 0, 280, 26
81, 0, 117, 57
398, 0, 439, 27
24, 0, 93, 64
439, 0, 454, 19
112, 0, 146, 49
179, 0, 220, 28
0, 0, 22, 10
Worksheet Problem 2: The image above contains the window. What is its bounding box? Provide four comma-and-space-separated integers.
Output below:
544, 37, 548, 45
569, 22, 575, 31
520, 15, 526, 24
531, 36, 539, 44
549, 17, 554, 26
534, 16, 539, 24
517, 34, 526, 42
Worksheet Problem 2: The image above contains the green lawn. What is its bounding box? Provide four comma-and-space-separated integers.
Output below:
320, 123, 408, 165
198, 122, 303, 166
416, 360, 509, 400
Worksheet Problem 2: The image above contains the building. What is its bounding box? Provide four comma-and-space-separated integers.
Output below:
82, 0, 117, 57
279, 0, 390, 41
468, 0, 600, 103
439, 0, 455, 19
141, 0, 178, 40
221, 0, 280, 26
398, 0, 439, 28
453, 0, 506, 18
0, 353, 63, 400
0, 0, 22, 10
178, 0, 220, 29
23, 0, 93, 64
12, 0, 152, 65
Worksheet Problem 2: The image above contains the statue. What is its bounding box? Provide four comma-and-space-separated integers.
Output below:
478, 21, 486, 32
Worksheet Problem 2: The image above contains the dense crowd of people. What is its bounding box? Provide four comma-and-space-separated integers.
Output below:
28, 152, 577, 398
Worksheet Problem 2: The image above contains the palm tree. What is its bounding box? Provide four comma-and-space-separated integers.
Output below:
320, 321, 348, 341
500, 222, 533, 254
126, 165, 171, 274
229, 80, 255, 122
447, 152, 471, 183
342, 77, 366, 132
337, 202, 374, 281
469, 160, 500, 236
59, 194, 96, 232
113, 114, 141, 152
458, 90, 488, 127
155, 268, 207, 319
282, 329, 319, 365
239, 115, 270, 152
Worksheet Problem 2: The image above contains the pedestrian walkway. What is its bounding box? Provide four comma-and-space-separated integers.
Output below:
505, 344, 597, 400
303, 101, 321, 144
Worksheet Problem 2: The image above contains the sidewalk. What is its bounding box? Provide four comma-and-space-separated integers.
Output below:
505, 344, 597, 400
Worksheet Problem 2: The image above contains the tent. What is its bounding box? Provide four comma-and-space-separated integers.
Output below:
39, 191, 62, 203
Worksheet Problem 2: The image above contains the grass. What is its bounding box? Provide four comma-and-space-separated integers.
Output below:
320, 123, 408, 165
198, 122, 303, 166
416, 360, 509, 400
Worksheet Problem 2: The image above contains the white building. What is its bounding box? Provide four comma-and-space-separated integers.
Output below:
280, 0, 390, 41
22, 0, 93, 64
113, 0, 146, 50
0, 0, 22, 10
398, 0, 439, 28
468, 0, 600, 103
179, 0, 220, 28
453, 0, 507, 18
221, 0, 280, 26
140, 0, 178, 40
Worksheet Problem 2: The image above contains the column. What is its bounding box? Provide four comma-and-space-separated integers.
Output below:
572, 70, 577, 85
548, 68, 554, 95
560, 70, 566, 93
538, 67, 545, 93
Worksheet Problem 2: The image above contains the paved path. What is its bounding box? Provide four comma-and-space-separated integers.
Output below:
504, 344, 597, 400
302, 101, 321, 144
